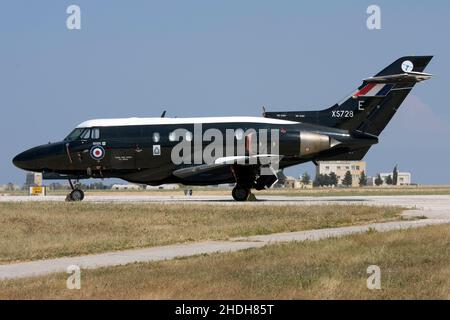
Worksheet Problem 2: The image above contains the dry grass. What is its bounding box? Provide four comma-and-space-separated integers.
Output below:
257, 185, 450, 197
0, 202, 402, 263
1, 223, 449, 299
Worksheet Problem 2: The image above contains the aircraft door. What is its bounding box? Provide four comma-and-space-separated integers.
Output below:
65, 128, 110, 172
107, 139, 137, 170
135, 131, 163, 170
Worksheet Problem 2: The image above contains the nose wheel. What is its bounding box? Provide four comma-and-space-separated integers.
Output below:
66, 179, 85, 202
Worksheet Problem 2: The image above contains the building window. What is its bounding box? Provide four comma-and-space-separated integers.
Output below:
337, 166, 341, 170
325, 166, 330, 170
356, 166, 360, 170
153, 132, 160, 143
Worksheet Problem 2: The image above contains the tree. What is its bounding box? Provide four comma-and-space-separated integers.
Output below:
313, 174, 323, 187
88, 182, 108, 190
329, 172, 338, 186
359, 171, 368, 187
375, 174, 383, 186
393, 165, 398, 186
314, 174, 331, 187
301, 172, 311, 185
48, 182, 65, 190
342, 171, 353, 187
385, 175, 394, 185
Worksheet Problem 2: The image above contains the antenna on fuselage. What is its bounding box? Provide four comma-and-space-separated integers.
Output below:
262, 106, 266, 117
161, 110, 166, 118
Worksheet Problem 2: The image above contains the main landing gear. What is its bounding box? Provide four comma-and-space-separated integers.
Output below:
232, 185, 251, 201
66, 179, 85, 202
230, 165, 259, 202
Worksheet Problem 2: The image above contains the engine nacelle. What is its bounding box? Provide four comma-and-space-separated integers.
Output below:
299, 131, 336, 156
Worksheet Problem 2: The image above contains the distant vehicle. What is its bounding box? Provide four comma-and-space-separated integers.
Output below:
13, 56, 433, 201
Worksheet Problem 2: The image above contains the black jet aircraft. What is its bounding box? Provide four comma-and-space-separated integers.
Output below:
13, 56, 433, 201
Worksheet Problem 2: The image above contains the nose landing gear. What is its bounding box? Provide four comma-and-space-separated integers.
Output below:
66, 179, 85, 202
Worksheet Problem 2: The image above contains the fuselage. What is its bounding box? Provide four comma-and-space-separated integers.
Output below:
13, 116, 376, 186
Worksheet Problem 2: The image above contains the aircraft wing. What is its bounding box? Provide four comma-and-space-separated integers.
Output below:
172, 154, 282, 179
213, 154, 282, 165
172, 163, 229, 179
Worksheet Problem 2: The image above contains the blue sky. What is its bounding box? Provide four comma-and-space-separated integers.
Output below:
1, 1, 449, 184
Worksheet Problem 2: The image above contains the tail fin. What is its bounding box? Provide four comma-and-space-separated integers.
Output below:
264, 56, 433, 136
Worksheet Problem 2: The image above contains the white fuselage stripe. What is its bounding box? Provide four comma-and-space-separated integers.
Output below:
76, 116, 299, 128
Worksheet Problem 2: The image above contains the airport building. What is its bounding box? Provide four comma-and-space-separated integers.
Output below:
146, 184, 180, 190
111, 184, 143, 190
282, 176, 313, 189
111, 184, 180, 190
0, 183, 21, 191
25, 172, 42, 187
315, 161, 366, 187
368, 172, 412, 186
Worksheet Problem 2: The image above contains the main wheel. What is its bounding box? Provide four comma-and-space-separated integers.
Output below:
232, 186, 250, 201
67, 189, 85, 202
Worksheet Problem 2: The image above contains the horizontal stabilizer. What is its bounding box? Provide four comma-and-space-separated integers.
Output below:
363, 71, 432, 84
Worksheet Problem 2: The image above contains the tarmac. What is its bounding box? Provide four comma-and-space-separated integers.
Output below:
1, 194, 450, 280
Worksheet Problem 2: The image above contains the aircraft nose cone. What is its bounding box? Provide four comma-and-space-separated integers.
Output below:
13, 143, 64, 172
12, 150, 32, 170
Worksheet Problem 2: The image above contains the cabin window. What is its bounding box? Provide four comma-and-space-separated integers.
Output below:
235, 128, 244, 140
92, 128, 100, 139
153, 132, 160, 143
185, 131, 193, 142
64, 128, 84, 141
169, 131, 177, 142
81, 129, 91, 140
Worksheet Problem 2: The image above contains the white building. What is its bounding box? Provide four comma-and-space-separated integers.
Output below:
111, 184, 143, 190
368, 172, 412, 186
145, 184, 180, 190
380, 172, 411, 185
